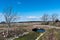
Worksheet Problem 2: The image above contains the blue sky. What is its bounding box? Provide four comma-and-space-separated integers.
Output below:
0, 0, 60, 22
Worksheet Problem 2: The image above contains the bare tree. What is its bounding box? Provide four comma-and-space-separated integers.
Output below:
3, 7, 17, 37
41, 14, 49, 22
51, 13, 58, 22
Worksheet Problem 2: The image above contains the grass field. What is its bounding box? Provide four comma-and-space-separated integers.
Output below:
39, 29, 60, 40
14, 32, 40, 40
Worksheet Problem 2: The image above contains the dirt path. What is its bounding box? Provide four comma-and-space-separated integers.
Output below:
35, 32, 45, 40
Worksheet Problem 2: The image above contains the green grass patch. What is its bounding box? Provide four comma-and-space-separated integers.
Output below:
14, 32, 40, 40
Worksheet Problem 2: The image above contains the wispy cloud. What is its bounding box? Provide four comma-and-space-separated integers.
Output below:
17, 2, 21, 5
26, 16, 41, 19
